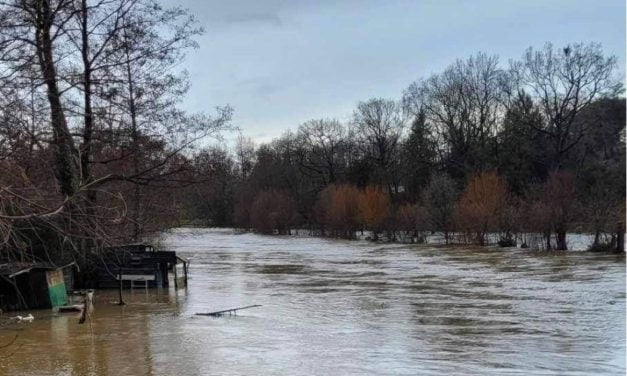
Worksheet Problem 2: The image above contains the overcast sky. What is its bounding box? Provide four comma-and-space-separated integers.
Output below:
171, 0, 626, 144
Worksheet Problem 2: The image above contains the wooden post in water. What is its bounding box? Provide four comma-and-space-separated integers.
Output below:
183, 262, 188, 287
117, 267, 125, 305
173, 263, 178, 289
79, 290, 94, 324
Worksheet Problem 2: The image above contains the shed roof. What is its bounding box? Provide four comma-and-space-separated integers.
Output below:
0, 261, 76, 278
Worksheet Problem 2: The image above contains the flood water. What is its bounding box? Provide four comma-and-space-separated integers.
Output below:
0, 228, 625, 375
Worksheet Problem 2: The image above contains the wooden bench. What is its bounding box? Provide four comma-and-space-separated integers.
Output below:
118, 274, 155, 291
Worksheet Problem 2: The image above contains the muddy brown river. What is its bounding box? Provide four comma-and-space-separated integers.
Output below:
0, 228, 625, 375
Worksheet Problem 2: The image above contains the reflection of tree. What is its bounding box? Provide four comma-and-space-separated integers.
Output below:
0, 334, 21, 359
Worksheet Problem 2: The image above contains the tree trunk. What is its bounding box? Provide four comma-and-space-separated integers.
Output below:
36, 0, 79, 197
556, 230, 568, 251
125, 41, 142, 241
78, 0, 99, 254
617, 222, 625, 253
545, 231, 552, 250
80, 0, 93, 185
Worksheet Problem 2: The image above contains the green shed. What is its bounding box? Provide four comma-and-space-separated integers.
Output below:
0, 262, 75, 311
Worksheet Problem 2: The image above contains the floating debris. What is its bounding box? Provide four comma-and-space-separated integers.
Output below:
14, 314, 34, 323
195, 305, 262, 317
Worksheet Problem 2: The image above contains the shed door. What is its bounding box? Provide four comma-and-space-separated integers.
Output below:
46, 269, 68, 307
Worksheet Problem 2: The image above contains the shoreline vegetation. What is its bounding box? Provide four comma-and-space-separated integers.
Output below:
0, 0, 624, 292
174, 226, 625, 254
177, 44, 625, 254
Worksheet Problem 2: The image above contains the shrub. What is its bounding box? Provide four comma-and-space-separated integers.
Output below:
421, 173, 458, 243
250, 190, 295, 234
541, 171, 578, 250
395, 203, 427, 242
357, 186, 391, 241
455, 171, 509, 245
314, 184, 361, 238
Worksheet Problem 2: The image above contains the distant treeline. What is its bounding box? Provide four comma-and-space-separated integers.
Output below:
179, 43, 625, 251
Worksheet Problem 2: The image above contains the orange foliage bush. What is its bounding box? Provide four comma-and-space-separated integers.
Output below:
358, 186, 391, 240
314, 184, 361, 238
455, 171, 509, 245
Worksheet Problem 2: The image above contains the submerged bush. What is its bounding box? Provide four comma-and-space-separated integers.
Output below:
250, 190, 296, 234
455, 171, 509, 246
357, 186, 391, 241
314, 184, 361, 238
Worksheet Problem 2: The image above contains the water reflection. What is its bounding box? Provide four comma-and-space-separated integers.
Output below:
0, 228, 624, 375
0, 289, 187, 375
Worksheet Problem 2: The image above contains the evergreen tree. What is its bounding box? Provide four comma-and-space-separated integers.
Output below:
401, 111, 437, 200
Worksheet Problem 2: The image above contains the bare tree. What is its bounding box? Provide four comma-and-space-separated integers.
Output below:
80, 3, 230, 239
64, 0, 141, 188
510, 42, 622, 170
352, 98, 405, 195
296, 118, 347, 185
0, 0, 80, 196
0, 0, 230, 262
403, 53, 505, 179
235, 132, 256, 180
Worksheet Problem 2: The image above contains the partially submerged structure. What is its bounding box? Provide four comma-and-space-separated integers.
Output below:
0, 243, 187, 311
97, 243, 188, 289
0, 262, 76, 311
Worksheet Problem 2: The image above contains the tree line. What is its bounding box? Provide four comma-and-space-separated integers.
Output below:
0, 0, 623, 272
179, 43, 625, 251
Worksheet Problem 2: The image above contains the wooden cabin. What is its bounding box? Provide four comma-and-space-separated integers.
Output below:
97, 243, 188, 289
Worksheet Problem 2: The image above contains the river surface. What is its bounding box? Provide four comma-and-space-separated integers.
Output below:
0, 228, 625, 375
